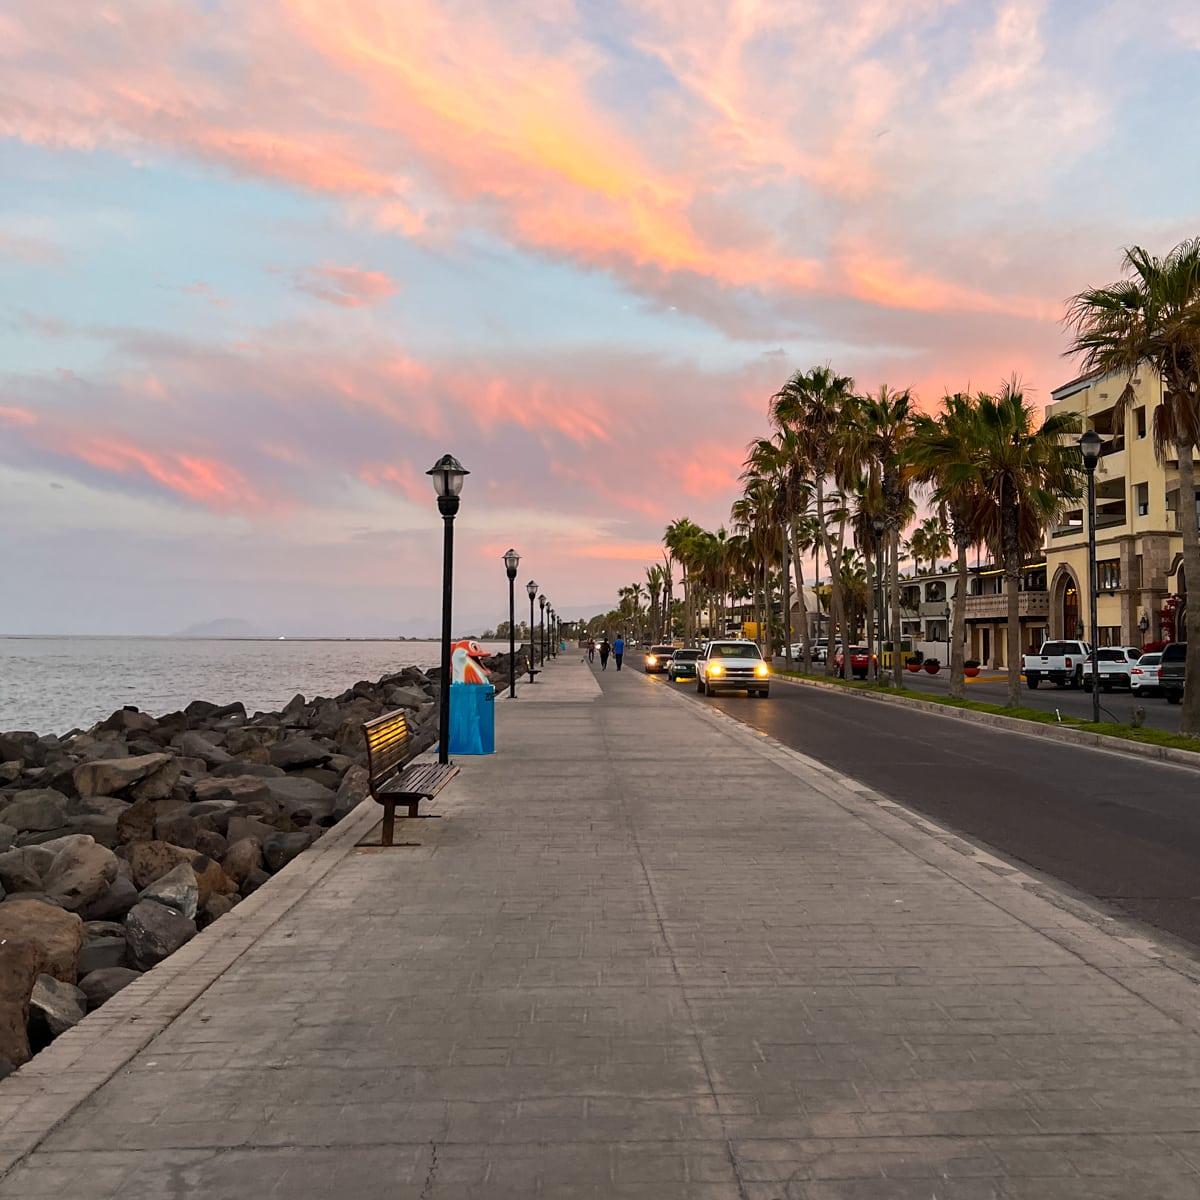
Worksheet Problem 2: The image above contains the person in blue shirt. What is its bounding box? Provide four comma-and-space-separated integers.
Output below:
613, 634, 625, 670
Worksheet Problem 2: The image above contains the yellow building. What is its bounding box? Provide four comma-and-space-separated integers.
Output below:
1043, 370, 1186, 646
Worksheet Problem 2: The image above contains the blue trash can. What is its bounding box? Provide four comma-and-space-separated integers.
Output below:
448, 682, 495, 755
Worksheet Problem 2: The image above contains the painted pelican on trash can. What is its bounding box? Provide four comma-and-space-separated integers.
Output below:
451, 639, 493, 684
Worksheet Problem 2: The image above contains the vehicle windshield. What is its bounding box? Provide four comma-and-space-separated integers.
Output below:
671, 650, 700, 661
1139, 653, 1162, 666
1038, 642, 1073, 655
648, 646, 675, 656
708, 643, 762, 658
1095, 649, 1125, 661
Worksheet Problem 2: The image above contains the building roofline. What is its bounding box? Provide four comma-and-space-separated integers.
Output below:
1050, 369, 1101, 403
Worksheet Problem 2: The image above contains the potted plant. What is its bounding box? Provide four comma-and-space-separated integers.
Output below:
923, 657, 941, 674
905, 655, 921, 673
963, 658, 981, 678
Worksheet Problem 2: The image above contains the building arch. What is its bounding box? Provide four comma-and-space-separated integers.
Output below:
1049, 564, 1082, 640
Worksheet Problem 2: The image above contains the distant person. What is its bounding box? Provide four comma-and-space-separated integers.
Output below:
587, 638, 596, 664
599, 638, 611, 670
613, 633, 625, 671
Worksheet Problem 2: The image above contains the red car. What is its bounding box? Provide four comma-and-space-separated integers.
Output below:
834, 645, 877, 679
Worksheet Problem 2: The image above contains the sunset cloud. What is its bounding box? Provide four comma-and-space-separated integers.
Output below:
293, 264, 399, 308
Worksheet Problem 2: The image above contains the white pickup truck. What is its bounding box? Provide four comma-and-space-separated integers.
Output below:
1021, 639, 1092, 689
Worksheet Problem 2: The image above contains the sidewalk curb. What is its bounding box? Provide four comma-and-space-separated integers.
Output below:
774, 671, 1200, 771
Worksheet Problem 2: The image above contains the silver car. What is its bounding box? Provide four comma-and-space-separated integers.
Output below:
697, 639, 771, 697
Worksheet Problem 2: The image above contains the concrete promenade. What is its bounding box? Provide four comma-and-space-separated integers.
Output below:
2, 658, 1200, 1197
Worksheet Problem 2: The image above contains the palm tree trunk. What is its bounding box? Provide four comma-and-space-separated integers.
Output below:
815, 479, 841, 676
890, 525, 903, 688
781, 537, 792, 668
950, 537, 969, 700
790, 522, 812, 673
865, 544, 875, 679
1002, 495, 1022, 707
1178, 442, 1200, 734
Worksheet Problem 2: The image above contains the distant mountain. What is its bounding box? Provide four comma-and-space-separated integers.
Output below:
171, 617, 267, 638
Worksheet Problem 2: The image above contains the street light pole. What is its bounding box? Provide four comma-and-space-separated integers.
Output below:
504, 549, 520, 699
871, 516, 885, 682
526, 580, 538, 682
427, 454, 469, 766
944, 603, 952, 664
1079, 430, 1102, 723
539, 594, 546, 667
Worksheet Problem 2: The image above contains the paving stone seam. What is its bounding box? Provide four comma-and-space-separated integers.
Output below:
771, 671, 1200, 772
647, 673, 1200, 1040
0, 796, 385, 1179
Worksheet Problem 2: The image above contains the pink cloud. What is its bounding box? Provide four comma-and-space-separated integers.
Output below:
293, 264, 398, 308
358, 460, 426, 502
0, 405, 37, 427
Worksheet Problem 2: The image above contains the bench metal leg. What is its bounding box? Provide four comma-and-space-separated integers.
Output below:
382, 800, 396, 847
407, 798, 420, 819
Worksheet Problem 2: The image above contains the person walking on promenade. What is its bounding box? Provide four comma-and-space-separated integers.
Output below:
599, 637, 611, 670
587, 638, 596, 664
613, 633, 625, 671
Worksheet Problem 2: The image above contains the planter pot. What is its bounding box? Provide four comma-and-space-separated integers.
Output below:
923, 663, 941, 675
906, 663, 921, 673
963, 666, 980, 678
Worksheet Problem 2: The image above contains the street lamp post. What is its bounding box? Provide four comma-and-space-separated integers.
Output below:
1079, 430, 1103, 723
548, 608, 555, 658
1139, 610, 1150, 648
944, 603, 952, 664
871, 515, 886, 682
525, 580, 538, 681
503, 549, 520, 699
539, 594, 546, 667
427, 454, 469, 766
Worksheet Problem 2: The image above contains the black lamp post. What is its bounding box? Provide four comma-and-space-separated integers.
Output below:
427, 453, 468, 765
871, 515, 886, 681
550, 608, 557, 658
539, 594, 546, 667
944, 603, 952, 664
1139, 610, 1150, 648
1079, 429, 1103, 723
504, 548, 520, 699
526, 580, 538, 681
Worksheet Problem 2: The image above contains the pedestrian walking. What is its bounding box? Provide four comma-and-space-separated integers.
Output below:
599, 638, 611, 670
613, 633, 625, 671
587, 639, 595, 664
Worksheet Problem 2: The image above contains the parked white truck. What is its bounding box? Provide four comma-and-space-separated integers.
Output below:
1021, 639, 1092, 689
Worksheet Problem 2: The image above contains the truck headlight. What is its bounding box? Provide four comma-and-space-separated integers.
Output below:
708, 663, 724, 676
755, 664, 769, 677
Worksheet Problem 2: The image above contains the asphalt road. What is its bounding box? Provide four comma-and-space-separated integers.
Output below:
628, 665, 1200, 953
773, 657, 1185, 732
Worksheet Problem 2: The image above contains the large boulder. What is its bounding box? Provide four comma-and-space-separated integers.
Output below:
42, 837, 119, 912
384, 684, 434, 710
0, 788, 70, 832
0, 732, 39, 765
0, 847, 46, 894
174, 731, 232, 767
268, 737, 332, 770
0, 899, 84, 981
193, 829, 228, 861
127, 758, 182, 803
78, 966, 141, 1010
209, 761, 284, 780
263, 777, 336, 820
332, 765, 370, 821
0, 823, 16, 853
154, 810, 199, 849
74, 753, 173, 799
226, 814, 278, 845
223, 726, 281, 756
263, 830, 318, 873
190, 856, 238, 903
117, 798, 169, 845
81, 875, 139, 922
221, 837, 262, 886
124, 900, 196, 970
0, 942, 42, 1065
140, 862, 199, 920
126, 841, 195, 890
77, 925, 128, 975
191, 775, 272, 807
97, 707, 158, 736
28, 975, 87, 1043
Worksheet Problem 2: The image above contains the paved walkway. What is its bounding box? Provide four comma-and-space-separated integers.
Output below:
3, 658, 1200, 1197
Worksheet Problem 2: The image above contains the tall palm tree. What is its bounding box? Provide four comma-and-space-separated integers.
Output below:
971, 380, 1083, 706
911, 393, 989, 698
771, 366, 857, 676
664, 517, 704, 643
1066, 238, 1200, 731
644, 564, 664, 643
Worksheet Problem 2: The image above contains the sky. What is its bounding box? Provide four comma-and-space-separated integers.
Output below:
1, 0, 1198, 637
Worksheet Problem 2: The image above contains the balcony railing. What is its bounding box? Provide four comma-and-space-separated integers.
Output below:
963, 591, 1050, 621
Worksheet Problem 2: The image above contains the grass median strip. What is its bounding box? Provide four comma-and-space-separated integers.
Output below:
777, 670, 1200, 755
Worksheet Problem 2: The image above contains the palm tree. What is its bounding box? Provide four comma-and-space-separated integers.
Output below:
771, 366, 857, 676
911, 393, 989, 698
664, 518, 704, 643
971, 380, 1083, 706
1066, 238, 1200, 731
645, 564, 665, 643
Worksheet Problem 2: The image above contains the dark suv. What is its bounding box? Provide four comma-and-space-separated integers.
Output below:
1160, 642, 1187, 704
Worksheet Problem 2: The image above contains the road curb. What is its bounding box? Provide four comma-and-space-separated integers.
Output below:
775, 671, 1200, 770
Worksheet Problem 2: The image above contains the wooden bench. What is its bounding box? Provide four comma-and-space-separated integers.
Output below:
363, 709, 459, 846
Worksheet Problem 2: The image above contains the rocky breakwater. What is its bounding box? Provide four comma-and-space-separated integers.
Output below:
0, 665, 448, 1078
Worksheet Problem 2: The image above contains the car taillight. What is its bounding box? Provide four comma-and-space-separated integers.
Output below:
1065, 657, 1073, 667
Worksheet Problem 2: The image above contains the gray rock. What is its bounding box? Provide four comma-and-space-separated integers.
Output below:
221, 837, 262, 885
77, 933, 127, 975
154, 811, 199, 848
0, 732, 40, 764
139, 862, 199, 920
223, 726, 281, 756
184, 800, 238, 835
71, 737, 131, 762
127, 758, 182, 803
0, 762, 22, 786
264, 777, 336, 819
98, 707, 157, 735
192, 775, 272, 807
42, 837, 119, 912
175, 731, 233, 766
0, 824, 15, 853
241, 867, 271, 895
268, 737, 332, 770
0, 788, 69, 832
193, 829, 227, 861
199, 892, 237, 926
263, 830, 316, 873
209, 761, 285, 780
66, 812, 121, 847
0, 847, 45, 894
384, 684, 434, 709
226, 814, 278, 845
74, 753, 173, 799
332, 765, 370, 821
81, 876, 139, 922
28, 974, 87, 1040
124, 899, 196, 970
78, 966, 141, 1010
